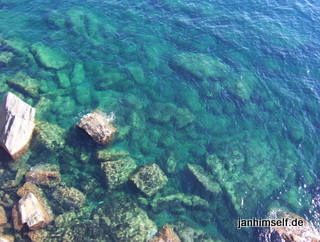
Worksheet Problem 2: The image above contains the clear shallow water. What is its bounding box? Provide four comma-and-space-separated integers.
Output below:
0, 0, 320, 241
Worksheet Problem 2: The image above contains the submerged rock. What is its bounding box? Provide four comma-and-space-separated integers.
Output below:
6, 73, 40, 98
27, 229, 48, 242
151, 193, 210, 213
0, 92, 36, 159
52, 186, 86, 210
0, 205, 7, 226
34, 121, 66, 151
173, 52, 228, 80
25, 163, 61, 187
131, 164, 168, 197
77, 110, 117, 145
97, 149, 129, 161
95, 197, 157, 241
0, 51, 14, 65
187, 164, 222, 196
31, 43, 67, 70
150, 224, 181, 242
260, 210, 320, 242
101, 157, 137, 189
13, 183, 53, 231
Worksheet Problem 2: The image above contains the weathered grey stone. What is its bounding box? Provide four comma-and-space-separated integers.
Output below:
52, 186, 86, 210
131, 164, 168, 197
0, 92, 35, 159
77, 110, 117, 145
18, 192, 53, 230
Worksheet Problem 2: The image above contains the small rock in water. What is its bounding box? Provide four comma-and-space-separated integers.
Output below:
131, 163, 168, 197
150, 224, 181, 242
77, 110, 117, 145
13, 183, 54, 231
0, 92, 36, 159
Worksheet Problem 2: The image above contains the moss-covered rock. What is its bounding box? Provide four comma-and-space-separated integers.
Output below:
71, 62, 85, 85
56, 69, 71, 88
173, 52, 229, 80
97, 149, 129, 161
33, 121, 67, 151
31, 43, 68, 70
131, 164, 168, 197
174, 108, 195, 128
95, 197, 157, 242
101, 157, 137, 189
52, 186, 86, 210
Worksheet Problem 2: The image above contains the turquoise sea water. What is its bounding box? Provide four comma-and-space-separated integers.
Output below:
0, 0, 320, 241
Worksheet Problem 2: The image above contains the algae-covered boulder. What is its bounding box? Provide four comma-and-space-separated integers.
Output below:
149, 102, 177, 123
101, 157, 137, 189
126, 64, 145, 84
34, 121, 66, 151
151, 193, 210, 213
62, 221, 108, 242
95, 197, 157, 242
97, 149, 129, 161
0, 51, 13, 65
187, 164, 222, 196
6, 73, 40, 98
174, 108, 195, 128
52, 186, 86, 210
25, 163, 61, 187
226, 71, 257, 100
172, 52, 229, 80
131, 164, 168, 197
31, 43, 68, 69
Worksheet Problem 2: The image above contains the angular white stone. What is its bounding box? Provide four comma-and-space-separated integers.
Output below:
0, 92, 35, 159
18, 192, 45, 230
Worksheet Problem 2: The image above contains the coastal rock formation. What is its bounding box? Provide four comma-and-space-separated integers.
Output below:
150, 224, 181, 242
77, 110, 117, 145
25, 164, 61, 187
95, 197, 157, 241
0, 92, 36, 159
261, 210, 320, 241
131, 164, 168, 196
52, 186, 86, 210
101, 157, 137, 189
13, 182, 53, 231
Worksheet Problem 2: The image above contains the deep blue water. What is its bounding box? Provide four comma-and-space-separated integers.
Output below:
0, 0, 320, 241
